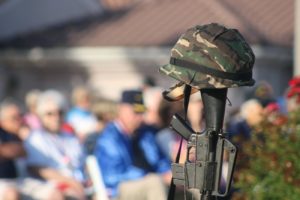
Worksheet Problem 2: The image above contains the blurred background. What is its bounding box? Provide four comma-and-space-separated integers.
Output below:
1, 1, 300, 199
0, 0, 297, 108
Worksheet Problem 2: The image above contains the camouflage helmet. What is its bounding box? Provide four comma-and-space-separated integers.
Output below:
159, 23, 255, 101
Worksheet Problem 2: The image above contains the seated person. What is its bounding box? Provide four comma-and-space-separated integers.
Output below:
66, 86, 98, 142
227, 99, 263, 144
23, 89, 42, 130
25, 90, 86, 200
0, 100, 61, 200
94, 90, 171, 200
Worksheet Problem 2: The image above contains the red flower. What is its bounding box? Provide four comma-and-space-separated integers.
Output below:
286, 77, 300, 103
287, 87, 300, 98
265, 102, 280, 113
289, 77, 300, 87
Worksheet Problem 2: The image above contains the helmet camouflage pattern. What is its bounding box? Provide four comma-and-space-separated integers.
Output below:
160, 23, 255, 101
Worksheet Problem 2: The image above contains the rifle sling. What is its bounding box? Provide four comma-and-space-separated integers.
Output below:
167, 84, 191, 200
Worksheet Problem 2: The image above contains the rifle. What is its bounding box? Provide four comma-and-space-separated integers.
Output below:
170, 88, 237, 199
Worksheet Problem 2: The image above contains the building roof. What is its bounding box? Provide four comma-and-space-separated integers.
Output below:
0, 0, 294, 48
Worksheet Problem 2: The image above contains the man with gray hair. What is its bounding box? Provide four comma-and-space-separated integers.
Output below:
0, 99, 61, 200
0, 100, 25, 200
25, 90, 87, 200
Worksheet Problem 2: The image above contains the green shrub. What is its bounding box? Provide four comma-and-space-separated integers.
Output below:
233, 109, 300, 200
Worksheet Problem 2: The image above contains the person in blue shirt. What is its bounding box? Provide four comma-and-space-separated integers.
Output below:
94, 90, 171, 200
66, 86, 98, 142
25, 90, 87, 200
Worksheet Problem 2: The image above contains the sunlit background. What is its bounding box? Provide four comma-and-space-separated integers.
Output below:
0, 0, 297, 107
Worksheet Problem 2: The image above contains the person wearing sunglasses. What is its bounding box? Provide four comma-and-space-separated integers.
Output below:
24, 90, 87, 200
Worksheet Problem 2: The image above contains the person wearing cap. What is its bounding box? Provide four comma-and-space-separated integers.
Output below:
94, 90, 170, 200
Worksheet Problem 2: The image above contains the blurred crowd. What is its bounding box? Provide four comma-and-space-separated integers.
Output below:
0, 77, 188, 200
0, 76, 298, 200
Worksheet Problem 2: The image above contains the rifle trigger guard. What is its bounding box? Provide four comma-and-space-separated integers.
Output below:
212, 138, 237, 197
